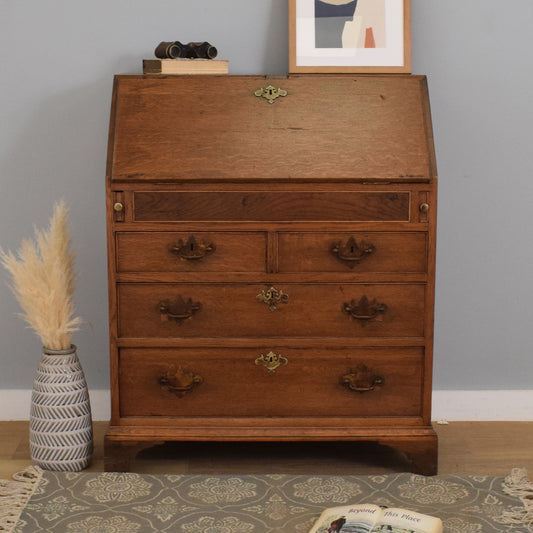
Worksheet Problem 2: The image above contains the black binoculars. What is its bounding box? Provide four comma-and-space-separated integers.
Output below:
154, 41, 218, 60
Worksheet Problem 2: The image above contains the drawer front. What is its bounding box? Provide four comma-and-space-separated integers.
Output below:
117, 232, 266, 273
133, 191, 410, 222
278, 232, 427, 273
118, 283, 425, 338
119, 347, 424, 418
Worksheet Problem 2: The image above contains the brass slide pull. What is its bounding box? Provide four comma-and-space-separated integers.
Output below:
159, 367, 203, 398
159, 296, 201, 322
341, 364, 384, 393
343, 295, 386, 321
170, 235, 216, 261
331, 237, 375, 268
256, 286, 289, 311
255, 351, 288, 373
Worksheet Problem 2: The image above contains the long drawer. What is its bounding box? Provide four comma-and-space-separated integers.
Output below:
117, 283, 425, 338
119, 346, 424, 418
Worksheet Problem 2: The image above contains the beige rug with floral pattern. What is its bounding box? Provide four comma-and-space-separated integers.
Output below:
1, 467, 532, 532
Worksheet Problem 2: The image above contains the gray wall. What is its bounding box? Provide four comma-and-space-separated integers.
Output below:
1, 0, 532, 391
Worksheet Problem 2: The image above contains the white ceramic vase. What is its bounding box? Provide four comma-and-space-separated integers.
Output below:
29, 345, 93, 471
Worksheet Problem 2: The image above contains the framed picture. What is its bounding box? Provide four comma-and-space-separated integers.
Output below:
289, 0, 411, 73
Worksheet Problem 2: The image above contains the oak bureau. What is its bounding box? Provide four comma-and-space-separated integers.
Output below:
104, 74, 438, 474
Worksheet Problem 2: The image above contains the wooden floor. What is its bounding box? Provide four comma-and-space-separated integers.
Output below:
1, 421, 532, 479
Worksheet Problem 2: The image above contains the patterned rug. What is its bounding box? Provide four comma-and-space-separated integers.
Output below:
1, 467, 532, 532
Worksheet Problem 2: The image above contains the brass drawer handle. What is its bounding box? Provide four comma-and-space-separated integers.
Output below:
159, 367, 203, 398
256, 286, 289, 311
343, 295, 386, 321
170, 235, 216, 261
341, 364, 384, 393
331, 237, 375, 268
255, 351, 288, 373
159, 296, 201, 322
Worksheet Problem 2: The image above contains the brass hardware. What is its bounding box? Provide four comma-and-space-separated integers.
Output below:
159, 296, 201, 323
255, 351, 288, 373
331, 237, 375, 268
159, 367, 203, 398
420, 203, 429, 213
171, 235, 216, 261
113, 202, 124, 212
343, 295, 386, 321
341, 364, 384, 393
256, 286, 289, 311
254, 85, 287, 104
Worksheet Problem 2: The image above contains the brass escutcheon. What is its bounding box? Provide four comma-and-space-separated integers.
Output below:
254, 85, 287, 104
256, 286, 289, 311
255, 351, 288, 373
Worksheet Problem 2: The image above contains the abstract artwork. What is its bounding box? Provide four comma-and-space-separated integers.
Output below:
315, 0, 385, 49
289, 0, 410, 73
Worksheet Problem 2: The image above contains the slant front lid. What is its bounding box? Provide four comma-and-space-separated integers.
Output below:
108, 75, 436, 182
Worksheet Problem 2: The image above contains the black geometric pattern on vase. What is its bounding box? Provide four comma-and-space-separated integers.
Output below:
29, 345, 93, 472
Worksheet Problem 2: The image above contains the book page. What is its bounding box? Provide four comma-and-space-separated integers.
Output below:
308, 504, 382, 533
370, 508, 443, 533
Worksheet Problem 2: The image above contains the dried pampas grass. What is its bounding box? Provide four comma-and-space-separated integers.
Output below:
0, 200, 83, 350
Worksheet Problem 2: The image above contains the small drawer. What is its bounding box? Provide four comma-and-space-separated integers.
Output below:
119, 346, 424, 418
118, 283, 425, 339
116, 232, 266, 273
278, 232, 427, 273
133, 191, 410, 222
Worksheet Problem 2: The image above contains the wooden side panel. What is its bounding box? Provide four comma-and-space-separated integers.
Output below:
109, 75, 434, 182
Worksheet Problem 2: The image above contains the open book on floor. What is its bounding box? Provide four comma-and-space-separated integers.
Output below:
308, 503, 443, 533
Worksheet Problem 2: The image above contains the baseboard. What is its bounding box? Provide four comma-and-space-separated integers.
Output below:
431, 390, 533, 422
0, 389, 532, 421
